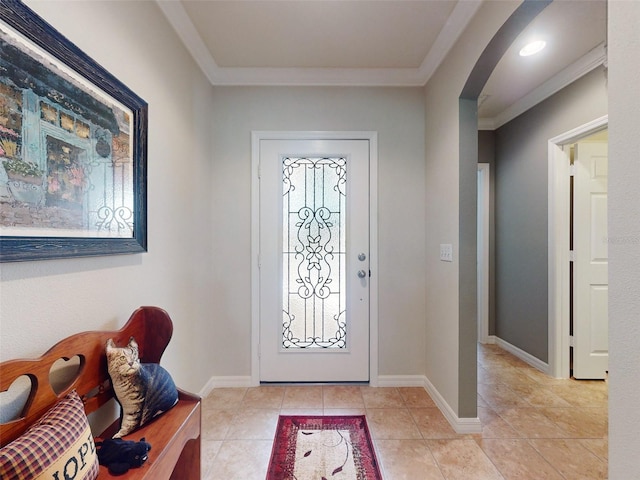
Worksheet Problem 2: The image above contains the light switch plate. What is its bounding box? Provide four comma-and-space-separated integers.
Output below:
440, 244, 453, 262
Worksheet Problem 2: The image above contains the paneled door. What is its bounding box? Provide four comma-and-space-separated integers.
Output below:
573, 141, 608, 379
257, 137, 371, 382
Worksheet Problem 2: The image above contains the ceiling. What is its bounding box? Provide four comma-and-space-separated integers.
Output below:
157, 0, 606, 128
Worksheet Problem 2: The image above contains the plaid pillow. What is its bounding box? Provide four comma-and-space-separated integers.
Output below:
0, 390, 99, 480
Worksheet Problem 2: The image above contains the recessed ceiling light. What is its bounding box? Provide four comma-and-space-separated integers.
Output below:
519, 40, 546, 57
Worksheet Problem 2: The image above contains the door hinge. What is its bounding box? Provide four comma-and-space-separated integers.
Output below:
569, 335, 574, 347
569, 250, 576, 262
569, 164, 576, 177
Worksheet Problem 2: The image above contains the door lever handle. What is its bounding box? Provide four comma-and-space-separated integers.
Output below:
357, 270, 367, 278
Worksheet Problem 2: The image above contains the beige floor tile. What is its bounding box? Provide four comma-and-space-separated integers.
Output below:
226, 408, 280, 440
201, 439, 223, 478
507, 383, 573, 408
322, 385, 365, 408
241, 386, 285, 409
279, 407, 323, 416
361, 387, 405, 408
477, 407, 522, 439
410, 407, 459, 439
516, 367, 572, 386
427, 438, 504, 480
375, 439, 445, 480
202, 408, 236, 440
580, 438, 608, 461
548, 383, 608, 407
481, 365, 539, 387
365, 408, 423, 440
206, 440, 273, 480
477, 439, 564, 479
199, 344, 608, 478
282, 386, 323, 409
478, 383, 532, 409
496, 407, 568, 438
398, 387, 437, 408
203, 388, 247, 409
538, 407, 607, 438
323, 407, 367, 416
530, 439, 608, 479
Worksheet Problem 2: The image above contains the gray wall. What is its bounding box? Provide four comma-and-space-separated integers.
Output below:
494, 67, 608, 362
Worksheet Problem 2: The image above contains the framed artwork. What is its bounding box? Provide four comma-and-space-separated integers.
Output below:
0, 0, 147, 262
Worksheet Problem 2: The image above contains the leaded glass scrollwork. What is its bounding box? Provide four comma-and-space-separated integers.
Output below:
282, 157, 347, 349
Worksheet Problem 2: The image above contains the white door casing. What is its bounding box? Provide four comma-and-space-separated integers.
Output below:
547, 115, 607, 379
573, 141, 608, 379
477, 164, 490, 344
251, 132, 378, 384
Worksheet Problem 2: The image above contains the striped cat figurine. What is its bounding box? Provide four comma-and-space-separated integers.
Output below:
106, 337, 179, 438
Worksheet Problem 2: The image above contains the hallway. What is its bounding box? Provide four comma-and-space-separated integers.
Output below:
200, 343, 607, 479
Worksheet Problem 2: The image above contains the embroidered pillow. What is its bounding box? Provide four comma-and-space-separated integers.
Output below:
0, 390, 99, 480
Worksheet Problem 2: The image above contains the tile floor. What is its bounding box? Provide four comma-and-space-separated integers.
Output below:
201, 343, 608, 479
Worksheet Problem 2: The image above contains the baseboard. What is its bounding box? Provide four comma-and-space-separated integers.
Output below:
199, 376, 254, 397
422, 376, 482, 434
200, 374, 481, 434
378, 375, 482, 434
494, 337, 550, 374
376, 375, 429, 387
482, 335, 497, 345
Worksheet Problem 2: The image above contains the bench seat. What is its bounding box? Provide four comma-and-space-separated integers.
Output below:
0, 306, 201, 480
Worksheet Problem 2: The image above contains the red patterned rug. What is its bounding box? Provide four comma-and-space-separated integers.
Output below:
266, 415, 383, 480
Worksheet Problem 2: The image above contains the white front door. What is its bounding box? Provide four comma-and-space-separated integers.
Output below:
258, 137, 371, 382
573, 141, 608, 379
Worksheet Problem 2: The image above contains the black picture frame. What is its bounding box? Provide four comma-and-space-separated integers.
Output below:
0, 0, 147, 262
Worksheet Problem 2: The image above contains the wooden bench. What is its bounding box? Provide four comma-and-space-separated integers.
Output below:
0, 306, 201, 479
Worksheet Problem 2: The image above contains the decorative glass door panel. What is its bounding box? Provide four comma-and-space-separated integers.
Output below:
283, 157, 347, 350
259, 138, 370, 382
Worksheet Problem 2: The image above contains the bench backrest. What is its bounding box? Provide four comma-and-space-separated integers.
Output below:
0, 306, 173, 446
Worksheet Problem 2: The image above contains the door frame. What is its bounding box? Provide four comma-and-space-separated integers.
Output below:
477, 163, 490, 344
548, 115, 608, 379
250, 131, 379, 386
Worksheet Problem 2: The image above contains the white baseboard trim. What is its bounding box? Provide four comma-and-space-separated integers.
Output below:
482, 335, 497, 345
422, 376, 482, 434
199, 376, 254, 397
376, 375, 429, 387
378, 375, 482, 434
199, 374, 481, 434
494, 337, 550, 374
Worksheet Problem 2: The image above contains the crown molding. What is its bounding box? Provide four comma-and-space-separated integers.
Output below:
479, 43, 606, 130
417, 0, 483, 83
157, 0, 482, 87
156, 0, 220, 85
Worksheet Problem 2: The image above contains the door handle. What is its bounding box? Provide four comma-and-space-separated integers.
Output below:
357, 270, 367, 278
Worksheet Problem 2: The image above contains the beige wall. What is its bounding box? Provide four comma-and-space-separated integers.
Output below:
608, 1, 640, 475
209, 86, 427, 377
424, 0, 519, 416
0, 1, 216, 393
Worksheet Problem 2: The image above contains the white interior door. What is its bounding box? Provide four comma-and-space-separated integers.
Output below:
573, 141, 608, 379
258, 138, 370, 382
